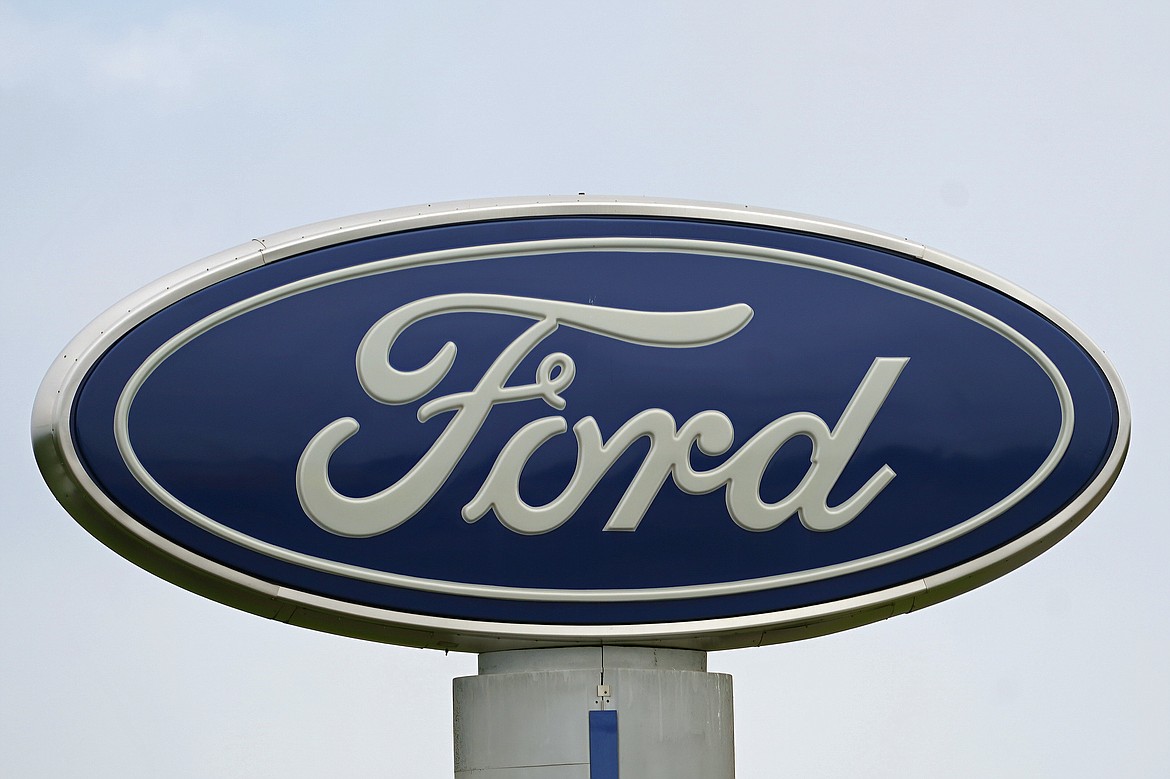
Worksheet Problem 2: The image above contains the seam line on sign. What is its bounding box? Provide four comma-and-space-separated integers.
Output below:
489, 762, 589, 769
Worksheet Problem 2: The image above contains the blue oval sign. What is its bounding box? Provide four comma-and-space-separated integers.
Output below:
33, 198, 1128, 650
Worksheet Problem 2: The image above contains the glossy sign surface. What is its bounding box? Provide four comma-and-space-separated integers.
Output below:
33, 198, 1128, 650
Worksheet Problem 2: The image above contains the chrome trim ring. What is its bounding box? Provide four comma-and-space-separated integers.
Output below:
32, 195, 1130, 652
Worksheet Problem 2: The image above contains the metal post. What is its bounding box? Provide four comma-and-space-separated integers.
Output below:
453, 646, 734, 778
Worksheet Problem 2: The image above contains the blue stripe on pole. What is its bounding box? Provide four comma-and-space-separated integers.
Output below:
589, 709, 619, 779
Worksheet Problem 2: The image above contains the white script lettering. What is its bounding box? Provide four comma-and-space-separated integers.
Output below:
296, 293, 907, 537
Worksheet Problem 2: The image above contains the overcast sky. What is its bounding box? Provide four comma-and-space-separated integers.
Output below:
3, 2, 1167, 777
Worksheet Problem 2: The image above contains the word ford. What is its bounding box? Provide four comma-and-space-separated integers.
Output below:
296, 293, 908, 537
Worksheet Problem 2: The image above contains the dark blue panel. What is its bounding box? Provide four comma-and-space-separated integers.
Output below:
70, 216, 1122, 625
589, 709, 619, 779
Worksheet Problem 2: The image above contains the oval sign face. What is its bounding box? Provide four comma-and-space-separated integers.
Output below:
33, 198, 1128, 650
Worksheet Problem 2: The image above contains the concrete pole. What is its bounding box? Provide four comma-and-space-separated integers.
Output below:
453, 646, 734, 778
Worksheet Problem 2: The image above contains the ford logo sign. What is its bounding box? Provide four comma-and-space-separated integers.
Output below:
33, 197, 1129, 650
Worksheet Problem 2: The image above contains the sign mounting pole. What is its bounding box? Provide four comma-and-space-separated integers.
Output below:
453, 647, 734, 779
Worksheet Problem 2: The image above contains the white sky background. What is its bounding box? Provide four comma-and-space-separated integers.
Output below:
2, 2, 1167, 776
